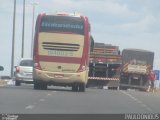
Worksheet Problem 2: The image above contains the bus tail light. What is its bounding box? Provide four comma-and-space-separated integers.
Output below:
16, 66, 20, 73
34, 56, 41, 70
78, 65, 86, 72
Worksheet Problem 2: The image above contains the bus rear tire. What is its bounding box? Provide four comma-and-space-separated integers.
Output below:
72, 83, 86, 92
72, 84, 78, 92
34, 81, 41, 90
34, 80, 47, 90
79, 83, 85, 92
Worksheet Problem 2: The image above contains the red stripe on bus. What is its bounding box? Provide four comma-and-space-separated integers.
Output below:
39, 55, 81, 64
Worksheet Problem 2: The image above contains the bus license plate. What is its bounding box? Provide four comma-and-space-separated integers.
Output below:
54, 74, 64, 78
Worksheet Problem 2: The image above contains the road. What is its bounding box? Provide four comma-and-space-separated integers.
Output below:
0, 84, 160, 114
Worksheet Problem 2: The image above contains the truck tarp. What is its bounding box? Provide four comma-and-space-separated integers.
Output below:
122, 49, 154, 69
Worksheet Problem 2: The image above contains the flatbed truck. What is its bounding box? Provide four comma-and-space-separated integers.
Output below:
87, 43, 121, 89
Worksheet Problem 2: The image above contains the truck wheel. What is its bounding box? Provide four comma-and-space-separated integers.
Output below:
108, 87, 118, 90
98, 85, 103, 89
86, 84, 89, 88
15, 80, 21, 86
119, 86, 128, 90
79, 83, 86, 92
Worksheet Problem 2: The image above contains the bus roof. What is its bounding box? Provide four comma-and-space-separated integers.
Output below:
40, 12, 81, 18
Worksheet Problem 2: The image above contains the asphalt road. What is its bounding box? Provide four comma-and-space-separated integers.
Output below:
0, 84, 160, 114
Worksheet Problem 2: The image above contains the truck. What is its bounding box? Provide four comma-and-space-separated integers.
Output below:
87, 42, 121, 89
0, 66, 4, 71
120, 49, 154, 91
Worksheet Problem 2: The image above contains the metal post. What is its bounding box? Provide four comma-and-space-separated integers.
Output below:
21, 0, 25, 58
11, 0, 16, 78
128, 76, 131, 85
106, 64, 108, 77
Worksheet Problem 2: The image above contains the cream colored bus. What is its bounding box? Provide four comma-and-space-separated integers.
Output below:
33, 13, 91, 92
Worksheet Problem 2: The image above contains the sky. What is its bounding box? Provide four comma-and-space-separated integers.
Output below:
0, 0, 160, 76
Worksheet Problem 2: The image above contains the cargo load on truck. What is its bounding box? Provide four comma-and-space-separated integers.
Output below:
120, 48, 154, 91
87, 42, 121, 89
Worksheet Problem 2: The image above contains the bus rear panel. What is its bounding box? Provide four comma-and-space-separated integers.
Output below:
33, 13, 90, 92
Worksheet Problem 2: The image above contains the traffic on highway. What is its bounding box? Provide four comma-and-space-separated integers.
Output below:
1, 1, 160, 120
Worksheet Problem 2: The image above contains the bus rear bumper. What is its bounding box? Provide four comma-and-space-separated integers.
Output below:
33, 69, 88, 85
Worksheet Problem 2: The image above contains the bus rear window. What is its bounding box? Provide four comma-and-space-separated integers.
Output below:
40, 16, 84, 35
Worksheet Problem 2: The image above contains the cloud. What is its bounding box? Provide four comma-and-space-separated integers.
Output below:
51, 0, 72, 6
93, 1, 131, 15
108, 15, 157, 35
0, 0, 13, 13
38, 0, 135, 17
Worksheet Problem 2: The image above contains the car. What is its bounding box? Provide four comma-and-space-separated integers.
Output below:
14, 58, 33, 86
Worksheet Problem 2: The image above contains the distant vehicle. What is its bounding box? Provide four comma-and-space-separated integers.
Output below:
87, 42, 121, 89
1, 76, 11, 79
14, 58, 33, 86
120, 49, 154, 91
33, 12, 92, 91
0, 66, 4, 71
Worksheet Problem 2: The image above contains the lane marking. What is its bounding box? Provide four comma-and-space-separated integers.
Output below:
52, 91, 57, 93
34, 102, 38, 105
146, 107, 152, 112
25, 91, 55, 110
120, 90, 153, 112
25, 105, 35, 110
39, 99, 45, 102
137, 100, 142, 104
141, 104, 147, 107
47, 93, 52, 96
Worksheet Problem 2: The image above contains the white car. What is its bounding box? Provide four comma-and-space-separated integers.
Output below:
15, 58, 33, 86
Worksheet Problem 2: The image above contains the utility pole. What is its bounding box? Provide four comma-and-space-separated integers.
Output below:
11, 0, 16, 78
31, 2, 38, 58
21, 0, 25, 58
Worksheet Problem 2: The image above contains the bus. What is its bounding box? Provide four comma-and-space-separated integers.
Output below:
33, 12, 92, 92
